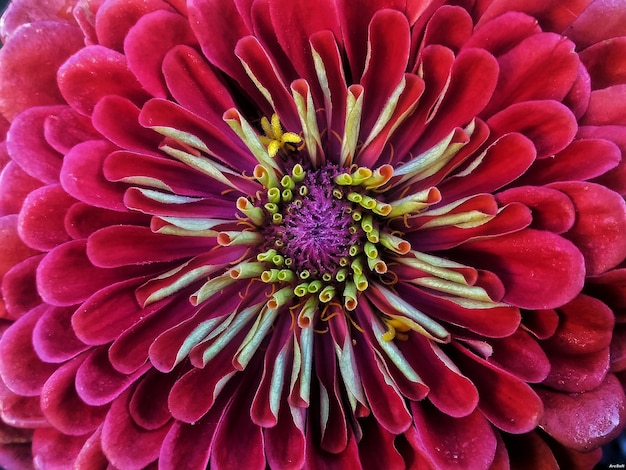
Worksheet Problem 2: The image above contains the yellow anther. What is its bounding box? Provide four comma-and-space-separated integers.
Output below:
277, 269, 296, 282
299, 186, 309, 197
272, 213, 283, 224
354, 273, 368, 291
332, 188, 344, 199
366, 227, 380, 243
229, 262, 266, 279
261, 269, 281, 282
282, 189, 293, 203
307, 280, 323, 293
350, 167, 372, 185
271, 254, 284, 266
335, 268, 348, 282
322, 272, 332, 282
372, 201, 392, 216
349, 244, 361, 257
359, 195, 377, 210
367, 256, 387, 274
343, 280, 358, 311
347, 192, 362, 204
352, 211, 362, 222
382, 317, 412, 342
351, 257, 364, 275
294, 283, 310, 297
259, 114, 302, 158
268, 286, 294, 309
380, 231, 411, 255
264, 202, 278, 214
236, 197, 265, 226
298, 296, 318, 328
299, 270, 311, 280
361, 213, 374, 232
364, 241, 378, 259
363, 164, 394, 189
254, 164, 279, 189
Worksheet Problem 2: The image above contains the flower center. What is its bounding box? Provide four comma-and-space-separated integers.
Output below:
265, 165, 361, 278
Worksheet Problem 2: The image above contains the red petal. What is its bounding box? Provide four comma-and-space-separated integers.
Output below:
60, 140, 127, 211
551, 181, 626, 275
482, 33, 579, 117
264, 402, 306, 470
503, 432, 558, 469
580, 37, 626, 89
537, 374, 626, 451
422, 5, 473, 52
468, 12, 540, 56
455, 229, 585, 310
91, 96, 163, 155
40, 355, 109, 435
6, 105, 65, 184
159, 417, 217, 470
496, 186, 576, 234
0, 22, 83, 119
358, 417, 405, 470
0, 379, 47, 428
18, 184, 74, 251
0, 161, 42, 216
43, 105, 101, 155
125, 10, 198, 98
129, 370, 176, 431
304, 426, 362, 470
411, 402, 497, 470
57, 45, 151, 116
563, 0, 626, 48
543, 347, 610, 393
490, 329, 550, 383
486, 100, 576, 159
0, 215, 40, 279
582, 85, 626, 126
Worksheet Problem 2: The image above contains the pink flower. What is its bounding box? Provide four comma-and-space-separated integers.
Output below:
1, 0, 626, 468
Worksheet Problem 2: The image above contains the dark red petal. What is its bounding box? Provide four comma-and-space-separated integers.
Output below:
411, 402, 497, 470
0, 305, 56, 396
422, 5, 473, 52
101, 390, 170, 469
31, 428, 87, 469
357, 417, 405, 470
60, 140, 127, 211
453, 344, 544, 434
57, 45, 151, 116
486, 100, 576, 159
580, 37, 626, 89
18, 184, 74, 251
537, 374, 626, 451
6, 105, 65, 184
87, 225, 213, 268
75, 347, 150, 407
74, 426, 109, 470
544, 294, 615, 355
0, 22, 84, 120
304, 425, 362, 470
125, 10, 198, 98
543, 347, 610, 393
503, 432, 558, 470
0, 379, 47, 428
455, 229, 585, 310
0, 0, 77, 39
264, 400, 306, 470
398, 336, 479, 418
0, 215, 40, 279
523, 309, 560, 341
496, 186, 576, 234
1, 254, 43, 320
467, 12, 540, 56
490, 329, 550, 383
65, 202, 149, 239
482, 33, 579, 117
40, 355, 109, 435
129, 369, 176, 431
550, 181, 626, 275
159, 417, 217, 470
33, 306, 88, 363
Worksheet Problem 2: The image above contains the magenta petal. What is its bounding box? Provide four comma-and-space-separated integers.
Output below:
0, 305, 56, 396
412, 402, 497, 470
129, 370, 176, 431
1, 254, 43, 320
40, 355, 109, 435
550, 181, 626, 275
490, 329, 550, 383
159, 418, 216, 470
0, 161, 42, 216
0, 382, 47, 429
0, 22, 84, 119
18, 184, 74, 251
57, 45, 151, 116
75, 347, 150, 407
582, 85, 626, 126
456, 229, 585, 309
31, 428, 87, 469
538, 374, 626, 451
211, 381, 265, 470
564, 0, 626, 48
101, 390, 170, 469
580, 37, 626, 89
43, 105, 101, 154
33, 306, 88, 363
74, 426, 109, 470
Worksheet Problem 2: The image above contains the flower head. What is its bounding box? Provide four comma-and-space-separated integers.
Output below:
1, 0, 626, 468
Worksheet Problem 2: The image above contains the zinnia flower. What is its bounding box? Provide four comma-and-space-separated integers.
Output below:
1, 0, 626, 468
